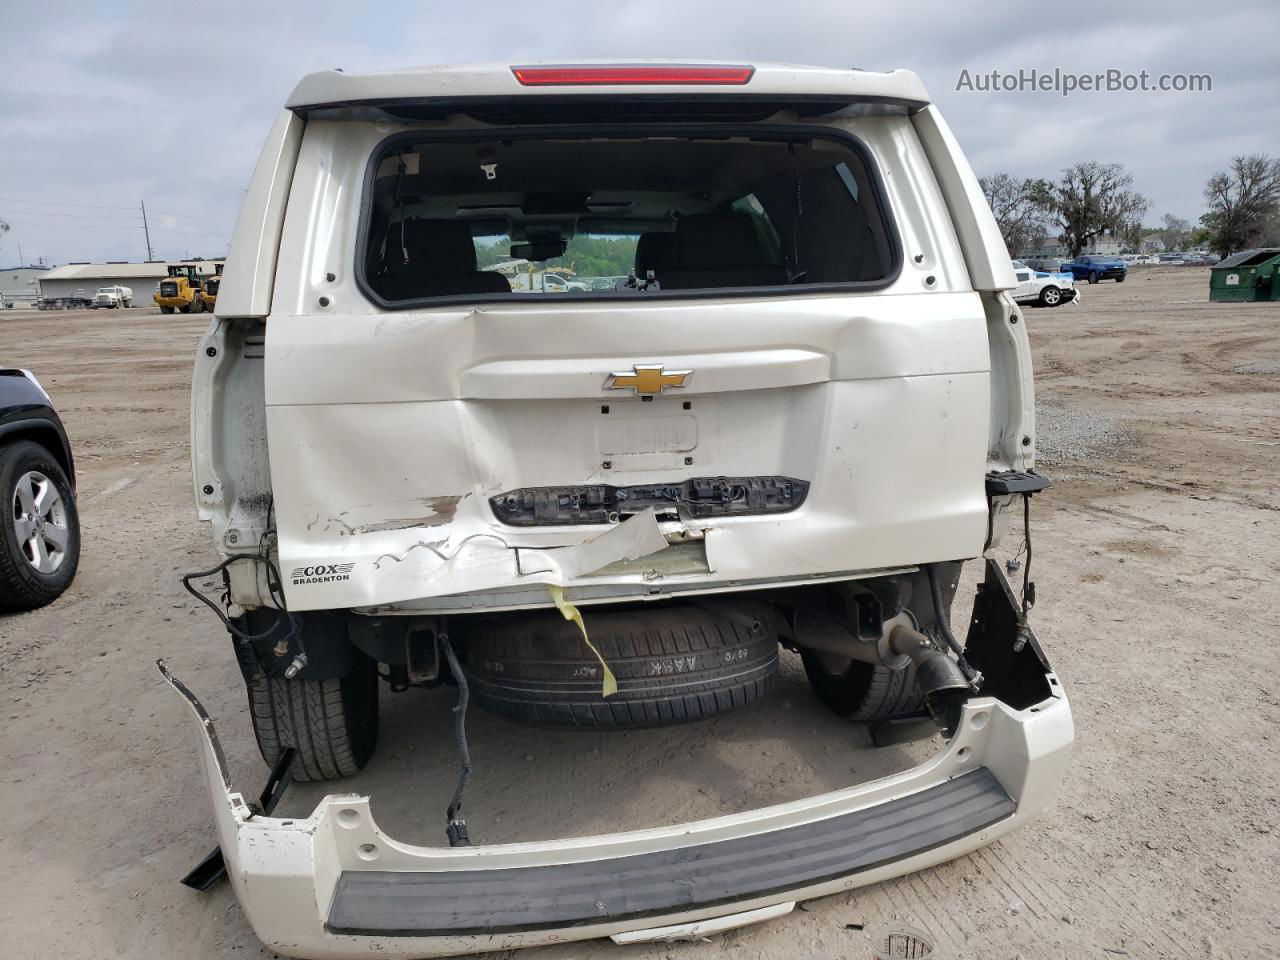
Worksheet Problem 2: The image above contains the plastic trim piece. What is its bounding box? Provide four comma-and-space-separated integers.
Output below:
326, 769, 1012, 935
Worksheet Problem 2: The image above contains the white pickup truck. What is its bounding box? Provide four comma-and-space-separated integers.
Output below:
91, 285, 133, 309
171, 60, 1071, 959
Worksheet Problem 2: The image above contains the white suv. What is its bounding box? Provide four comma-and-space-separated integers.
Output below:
174, 61, 1071, 959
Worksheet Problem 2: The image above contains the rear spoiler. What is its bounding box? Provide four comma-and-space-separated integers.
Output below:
286, 64, 932, 117
292, 94, 930, 125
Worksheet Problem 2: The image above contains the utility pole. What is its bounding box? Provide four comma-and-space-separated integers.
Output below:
140, 200, 154, 261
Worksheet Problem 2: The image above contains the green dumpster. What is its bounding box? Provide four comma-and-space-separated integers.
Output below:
1209, 248, 1280, 302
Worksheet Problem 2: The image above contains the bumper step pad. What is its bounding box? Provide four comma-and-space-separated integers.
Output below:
327, 768, 1013, 936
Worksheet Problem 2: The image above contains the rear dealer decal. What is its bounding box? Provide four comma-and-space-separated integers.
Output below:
290, 563, 356, 586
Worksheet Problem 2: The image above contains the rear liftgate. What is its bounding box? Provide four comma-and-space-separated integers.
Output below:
162, 559, 1071, 959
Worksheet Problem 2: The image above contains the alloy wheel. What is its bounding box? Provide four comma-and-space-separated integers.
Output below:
11, 471, 70, 574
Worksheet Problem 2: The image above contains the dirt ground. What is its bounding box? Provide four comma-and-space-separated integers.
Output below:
1, 266, 1277, 960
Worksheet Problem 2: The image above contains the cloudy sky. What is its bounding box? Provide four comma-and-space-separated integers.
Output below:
1, 0, 1275, 265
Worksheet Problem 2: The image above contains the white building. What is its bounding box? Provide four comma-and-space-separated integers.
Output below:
36, 260, 219, 303
1023, 232, 1124, 259
0, 265, 50, 305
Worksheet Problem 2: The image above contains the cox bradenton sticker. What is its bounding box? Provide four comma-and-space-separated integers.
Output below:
290, 562, 356, 586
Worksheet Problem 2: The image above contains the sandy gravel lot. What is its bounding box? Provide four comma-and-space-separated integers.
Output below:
1, 267, 1277, 960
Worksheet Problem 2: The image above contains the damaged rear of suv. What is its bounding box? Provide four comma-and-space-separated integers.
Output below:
176, 61, 1071, 958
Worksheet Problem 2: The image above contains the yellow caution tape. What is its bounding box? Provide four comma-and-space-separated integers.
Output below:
548, 584, 617, 698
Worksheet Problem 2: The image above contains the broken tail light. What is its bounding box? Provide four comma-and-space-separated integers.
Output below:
491, 476, 808, 526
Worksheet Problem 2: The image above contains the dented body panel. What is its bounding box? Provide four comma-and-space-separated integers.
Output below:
235, 106, 1019, 613
264, 295, 993, 611
194, 75, 1035, 616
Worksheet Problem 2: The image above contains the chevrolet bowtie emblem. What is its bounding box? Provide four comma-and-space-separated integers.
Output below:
604, 364, 692, 396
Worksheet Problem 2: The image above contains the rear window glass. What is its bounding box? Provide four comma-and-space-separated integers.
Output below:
358, 130, 897, 305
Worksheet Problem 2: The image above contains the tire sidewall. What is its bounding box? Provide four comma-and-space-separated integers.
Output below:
0, 440, 80, 608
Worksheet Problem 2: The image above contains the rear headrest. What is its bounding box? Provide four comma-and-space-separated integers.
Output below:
386, 219, 477, 277
634, 231, 677, 275
675, 212, 772, 270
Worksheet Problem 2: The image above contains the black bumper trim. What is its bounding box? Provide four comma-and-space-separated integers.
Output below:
326, 767, 1013, 936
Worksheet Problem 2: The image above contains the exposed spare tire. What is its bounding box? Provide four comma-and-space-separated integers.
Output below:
463, 602, 778, 728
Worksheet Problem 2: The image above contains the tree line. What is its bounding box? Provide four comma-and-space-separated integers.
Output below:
980, 154, 1280, 260
475, 233, 638, 277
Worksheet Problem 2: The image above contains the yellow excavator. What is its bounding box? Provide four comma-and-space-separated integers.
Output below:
154, 264, 207, 314
200, 262, 224, 313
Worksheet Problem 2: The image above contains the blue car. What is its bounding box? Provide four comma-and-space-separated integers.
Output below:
1061, 255, 1127, 284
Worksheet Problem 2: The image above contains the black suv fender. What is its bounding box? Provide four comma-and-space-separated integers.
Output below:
0, 369, 75, 488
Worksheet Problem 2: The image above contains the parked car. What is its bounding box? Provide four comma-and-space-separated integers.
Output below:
1022, 257, 1064, 273
174, 61, 1071, 958
1158, 254, 1186, 265
1011, 260, 1077, 306
0, 369, 79, 610
589, 275, 629, 290
1129, 255, 1157, 266
1062, 254, 1127, 283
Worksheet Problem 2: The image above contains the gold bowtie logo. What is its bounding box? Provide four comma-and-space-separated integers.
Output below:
603, 364, 692, 396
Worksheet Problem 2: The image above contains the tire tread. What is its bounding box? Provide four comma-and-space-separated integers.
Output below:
465, 606, 777, 728
246, 657, 377, 782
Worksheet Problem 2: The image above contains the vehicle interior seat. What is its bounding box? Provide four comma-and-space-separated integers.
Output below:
634, 230, 677, 278
656, 212, 789, 290
373, 219, 511, 299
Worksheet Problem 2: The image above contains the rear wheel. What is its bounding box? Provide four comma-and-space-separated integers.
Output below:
246, 653, 379, 781
800, 651, 924, 721
160, 305, 174, 314
464, 603, 778, 728
1088, 271, 1100, 284
0, 440, 80, 611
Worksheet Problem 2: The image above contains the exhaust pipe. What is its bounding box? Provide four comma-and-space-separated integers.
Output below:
790, 611, 971, 736
887, 623, 969, 735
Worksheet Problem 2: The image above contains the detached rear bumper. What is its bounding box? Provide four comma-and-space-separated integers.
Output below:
165, 560, 1072, 959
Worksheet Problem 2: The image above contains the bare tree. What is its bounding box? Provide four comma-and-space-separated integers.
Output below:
1262, 215, 1280, 247
1119, 218, 1145, 253
1157, 213, 1191, 253
0, 219, 9, 255
979, 173, 1050, 256
1040, 162, 1148, 258
1200, 154, 1280, 258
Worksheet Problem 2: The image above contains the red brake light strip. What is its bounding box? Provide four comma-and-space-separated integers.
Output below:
511, 65, 755, 87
